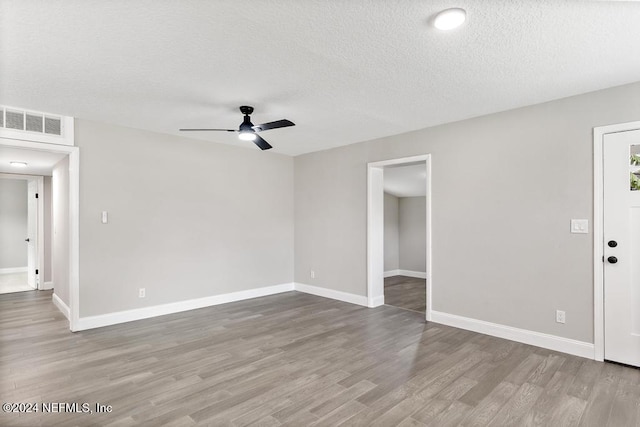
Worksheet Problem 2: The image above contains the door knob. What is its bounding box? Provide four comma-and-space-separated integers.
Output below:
608, 256, 618, 264
24, 238, 30, 242
608, 240, 618, 248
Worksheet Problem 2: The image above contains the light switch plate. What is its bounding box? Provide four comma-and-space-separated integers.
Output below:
101, 211, 108, 224
570, 219, 588, 234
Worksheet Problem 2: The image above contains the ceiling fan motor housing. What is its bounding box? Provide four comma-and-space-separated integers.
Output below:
239, 105, 254, 115
240, 115, 254, 132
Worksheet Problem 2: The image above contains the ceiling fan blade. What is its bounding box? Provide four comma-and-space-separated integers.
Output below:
179, 128, 237, 132
252, 119, 295, 132
253, 134, 273, 150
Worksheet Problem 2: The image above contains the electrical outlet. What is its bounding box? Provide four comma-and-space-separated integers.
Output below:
139, 288, 146, 298
556, 310, 565, 324
310, 270, 315, 279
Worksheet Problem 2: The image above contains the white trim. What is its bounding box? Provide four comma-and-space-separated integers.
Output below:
384, 269, 427, 279
42, 281, 54, 290
294, 282, 369, 307
367, 166, 384, 307
383, 269, 400, 278
68, 148, 80, 331
594, 126, 604, 361
75, 283, 294, 331
431, 310, 595, 360
52, 293, 70, 320
37, 176, 44, 290
371, 295, 385, 307
593, 120, 640, 362
0, 137, 79, 331
425, 155, 433, 321
368, 154, 432, 317
0, 267, 28, 274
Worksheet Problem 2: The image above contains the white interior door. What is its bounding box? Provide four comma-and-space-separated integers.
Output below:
604, 128, 640, 366
27, 179, 38, 289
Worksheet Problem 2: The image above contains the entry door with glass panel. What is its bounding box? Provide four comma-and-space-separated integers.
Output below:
604, 129, 640, 366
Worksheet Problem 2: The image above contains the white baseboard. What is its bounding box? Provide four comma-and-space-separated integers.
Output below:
75, 283, 294, 331
384, 269, 427, 279
384, 269, 400, 278
42, 281, 54, 290
294, 283, 368, 307
430, 310, 595, 360
0, 266, 28, 274
400, 270, 427, 279
52, 293, 70, 320
370, 295, 385, 308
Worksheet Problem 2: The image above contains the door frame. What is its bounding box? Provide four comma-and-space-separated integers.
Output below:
593, 120, 640, 361
0, 172, 43, 289
367, 154, 432, 320
0, 137, 79, 331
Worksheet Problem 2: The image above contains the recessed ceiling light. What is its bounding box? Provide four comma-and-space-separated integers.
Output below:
10, 161, 28, 168
434, 8, 466, 31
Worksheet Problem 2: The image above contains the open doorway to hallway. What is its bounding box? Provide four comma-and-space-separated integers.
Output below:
0, 174, 43, 294
367, 154, 432, 319
0, 147, 68, 301
382, 163, 427, 313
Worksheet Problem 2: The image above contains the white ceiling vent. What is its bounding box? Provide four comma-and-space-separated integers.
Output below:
0, 106, 73, 146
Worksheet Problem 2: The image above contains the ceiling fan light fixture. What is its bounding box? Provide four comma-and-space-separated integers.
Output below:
434, 8, 466, 30
238, 131, 257, 141
179, 106, 294, 150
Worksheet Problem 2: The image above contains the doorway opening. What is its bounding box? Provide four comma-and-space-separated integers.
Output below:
0, 173, 43, 294
367, 154, 432, 321
382, 164, 427, 313
0, 138, 79, 330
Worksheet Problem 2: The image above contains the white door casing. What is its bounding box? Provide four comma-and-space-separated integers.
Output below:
27, 179, 38, 289
367, 154, 432, 319
0, 138, 78, 331
603, 128, 640, 366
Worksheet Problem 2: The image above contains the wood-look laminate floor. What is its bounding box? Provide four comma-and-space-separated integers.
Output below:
1, 290, 639, 426
384, 275, 426, 313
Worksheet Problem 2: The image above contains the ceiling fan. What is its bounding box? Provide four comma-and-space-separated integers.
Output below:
179, 106, 295, 150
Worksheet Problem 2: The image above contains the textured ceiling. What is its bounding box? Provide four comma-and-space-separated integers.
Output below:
1, 1, 639, 156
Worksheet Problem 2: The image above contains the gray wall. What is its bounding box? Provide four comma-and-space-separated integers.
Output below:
53, 157, 70, 305
43, 176, 52, 283
0, 179, 28, 269
76, 119, 294, 317
399, 196, 426, 272
384, 192, 399, 271
294, 81, 640, 344
385, 194, 426, 273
